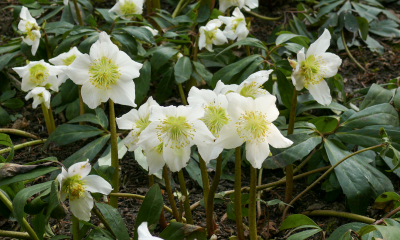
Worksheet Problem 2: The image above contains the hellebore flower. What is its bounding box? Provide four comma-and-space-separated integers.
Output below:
116, 97, 159, 151
13, 60, 63, 92
64, 32, 143, 109
218, 7, 249, 41
18, 7, 41, 56
138, 222, 162, 240
219, 0, 244, 13
215, 93, 293, 169
109, 0, 144, 20
187, 87, 230, 163
244, 0, 258, 11
199, 19, 228, 52
49, 47, 83, 85
215, 70, 273, 99
291, 29, 342, 106
57, 160, 113, 221
137, 105, 215, 173
25, 87, 51, 109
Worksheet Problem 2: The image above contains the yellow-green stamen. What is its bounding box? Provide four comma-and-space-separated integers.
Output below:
300, 55, 326, 88
29, 64, 48, 85
236, 110, 269, 143
232, 18, 244, 32
202, 105, 229, 137
204, 30, 217, 45
89, 56, 120, 90
62, 175, 86, 200
157, 116, 194, 149
240, 82, 267, 99
120, 1, 137, 16
62, 54, 77, 66
136, 114, 151, 131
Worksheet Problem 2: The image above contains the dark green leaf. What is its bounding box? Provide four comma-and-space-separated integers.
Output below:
0, 51, 19, 71
297, 102, 348, 115
156, 67, 175, 103
0, 107, 11, 126
135, 61, 151, 105
328, 222, 367, 240
0, 164, 59, 187
288, 228, 322, 240
159, 222, 206, 240
68, 108, 108, 129
309, 116, 339, 133
185, 159, 203, 188
2, 98, 24, 109
276, 69, 294, 109
356, 17, 369, 41
44, 124, 103, 147
317, 0, 344, 19
359, 84, 393, 110
394, 87, 400, 110
280, 214, 318, 230
150, 47, 179, 71
344, 12, 359, 33
191, 61, 212, 85
112, 33, 138, 55
96, 202, 130, 240
174, 56, 193, 84
0, 133, 13, 162
215, 38, 267, 58
120, 26, 155, 44
359, 225, 400, 239
0, 90, 16, 102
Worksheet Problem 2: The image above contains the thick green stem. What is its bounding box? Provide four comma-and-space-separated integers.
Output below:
284, 89, 297, 205
41, 103, 53, 135
249, 166, 257, 240
244, 10, 283, 21
0, 230, 32, 239
0, 139, 46, 155
199, 156, 210, 210
163, 166, 181, 221
42, 28, 52, 60
148, 175, 154, 187
72, 0, 84, 26
178, 84, 188, 106
178, 169, 193, 224
92, 207, 116, 237
0, 128, 38, 139
78, 86, 85, 121
341, 30, 365, 72
109, 100, 119, 208
0, 191, 40, 240
48, 106, 56, 133
234, 147, 245, 240
283, 144, 385, 219
206, 154, 222, 237
72, 215, 80, 240
172, 0, 188, 18
302, 210, 375, 224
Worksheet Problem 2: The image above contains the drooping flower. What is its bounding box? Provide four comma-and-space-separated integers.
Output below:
137, 105, 215, 173
13, 60, 63, 92
116, 97, 159, 151
215, 70, 273, 99
109, 0, 144, 20
218, 7, 249, 41
64, 32, 143, 109
199, 19, 228, 52
187, 87, 230, 163
290, 29, 342, 106
57, 160, 113, 221
138, 222, 163, 240
25, 87, 51, 109
219, 0, 245, 13
215, 93, 293, 169
18, 7, 41, 56
49, 47, 83, 85
141, 26, 159, 36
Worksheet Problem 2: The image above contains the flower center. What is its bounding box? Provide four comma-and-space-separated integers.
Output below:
25, 22, 39, 41
88, 56, 120, 90
157, 116, 194, 149
300, 55, 326, 88
204, 29, 217, 45
155, 142, 164, 154
29, 64, 48, 85
239, 82, 266, 99
135, 114, 151, 131
62, 54, 77, 66
62, 175, 86, 200
232, 18, 244, 32
120, 1, 137, 16
202, 105, 229, 137
236, 111, 269, 143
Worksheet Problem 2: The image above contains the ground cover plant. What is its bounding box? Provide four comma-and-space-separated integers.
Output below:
1, 0, 400, 239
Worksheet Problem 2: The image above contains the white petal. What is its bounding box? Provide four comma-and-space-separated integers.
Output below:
245, 0, 258, 9
214, 122, 243, 149
253, 95, 278, 123
138, 96, 158, 117
291, 71, 304, 91
30, 30, 41, 56
67, 160, 91, 179
63, 0, 69, 5
146, 148, 165, 175
213, 30, 228, 46
205, 44, 214, 52
20, 7, 36, 22
245, 141, 270, 169
89, 32, 119, 60
176, 105, 204, 122
109, 2, 123, 16
218, 0, 231, 12
214, 80, 238, 94
83, 175, 113, 194
115, 51, 143, 81
116, 109, 139, 129
163, 146, 191, 172
266, 124, 293, 148
318, 52, 342, 78
226, 93, 253, 120
148, 105, 176, 122
64, 54, 92, 85
187, 87, 215, 106
138, 222, 163, 240
308, 80, 332, 106
235, 22, 249, 41
137, 122, 159, 149
108, 80, 137, 107
199, 28, 206, 50
69, 191, 93, 222
307, 28, 331, 57
243, 70, 273, 86
198, 145, 223, 164
124, 129, 141, 151
81, 81, 109, 109
192, 120, 215, 146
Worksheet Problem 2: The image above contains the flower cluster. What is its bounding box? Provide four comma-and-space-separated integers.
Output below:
119, 70, 293, 171
199, 7, 249, 52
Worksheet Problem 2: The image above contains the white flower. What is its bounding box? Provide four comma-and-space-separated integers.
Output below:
219, 0, 245, 13
137, 105, 215, 173
13, 60, 63, 92
244, 0, 258, 11
141, 26, 159, 36
187, 87, 230, 163
25, 87, 51, 109
116, 97, 159, 151
49, 47, 83, 85
109, 0, 144, 20
64, 32, 143, 109
57, 160, 113, 221
138, 222, 162, 240
18, 7, 41, 56
291, 29, 342, 106
63, 0, 68, 5
218, 8, 249, 41
199, 19, 228, 52
215, 70, 273, 99
215, 93, 293, 169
